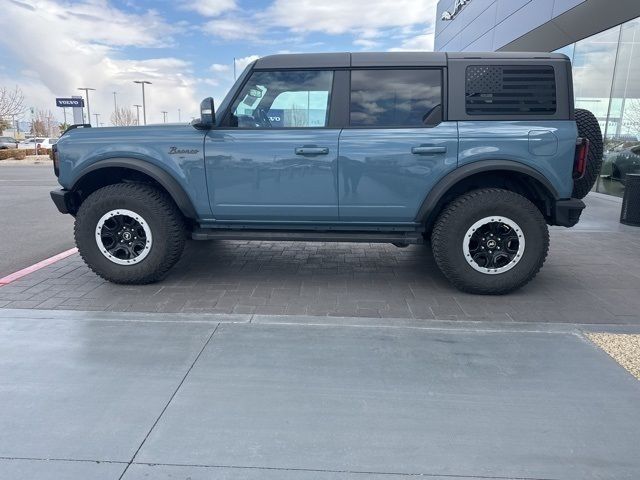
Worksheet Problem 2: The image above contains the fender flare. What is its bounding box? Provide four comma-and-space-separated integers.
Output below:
71, 157, 198, 219
415, 160, 561, 223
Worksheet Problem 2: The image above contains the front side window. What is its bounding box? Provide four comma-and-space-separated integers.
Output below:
350, 69, 442, 127
230, 70, 333, 128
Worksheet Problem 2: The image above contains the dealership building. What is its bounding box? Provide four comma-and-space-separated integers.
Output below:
435, 0, 640, 197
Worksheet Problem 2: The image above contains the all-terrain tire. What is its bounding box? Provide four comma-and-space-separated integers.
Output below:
74, 183, 186, 284
431, 188, 549, 295
573, 108, 603, 199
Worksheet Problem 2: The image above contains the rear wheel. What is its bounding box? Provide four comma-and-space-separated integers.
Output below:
431, 188, 549, 294
75, 183, 186, 284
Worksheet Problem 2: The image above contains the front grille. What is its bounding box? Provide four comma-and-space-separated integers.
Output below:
465, 65, 557, 116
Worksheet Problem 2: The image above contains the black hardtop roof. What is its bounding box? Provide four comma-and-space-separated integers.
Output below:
253, 51, 570, 70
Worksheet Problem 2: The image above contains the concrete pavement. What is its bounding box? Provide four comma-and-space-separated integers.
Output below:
0, 309, 639, 480
0, 164, 74, 276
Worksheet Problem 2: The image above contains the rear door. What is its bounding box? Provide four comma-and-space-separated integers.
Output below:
338, 68, 458, 221
204, 69, 339, 222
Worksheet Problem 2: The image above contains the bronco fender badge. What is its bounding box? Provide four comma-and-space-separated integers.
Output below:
168, 146, 199, 155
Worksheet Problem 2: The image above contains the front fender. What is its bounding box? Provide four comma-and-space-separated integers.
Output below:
70, 158, 199, 219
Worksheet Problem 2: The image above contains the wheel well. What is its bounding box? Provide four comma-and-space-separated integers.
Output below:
69, 167, 193, 226
424, 170, 556, 231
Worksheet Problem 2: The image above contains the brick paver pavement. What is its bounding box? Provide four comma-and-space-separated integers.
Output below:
1, 194, 638, 324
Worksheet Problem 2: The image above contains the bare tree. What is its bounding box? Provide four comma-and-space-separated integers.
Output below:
31, 109, 56, 137
111, 106, 137, 126
621, 98, 640, 137
0, 86, 25, 119
288, 103, 309, 127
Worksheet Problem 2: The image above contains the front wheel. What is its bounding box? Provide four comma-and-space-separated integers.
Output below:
431, 189, 549, 294
75, 183, 186, 284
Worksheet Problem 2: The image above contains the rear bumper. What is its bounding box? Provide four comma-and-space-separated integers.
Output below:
50, 189, 74, 215
553, 198, 585, 227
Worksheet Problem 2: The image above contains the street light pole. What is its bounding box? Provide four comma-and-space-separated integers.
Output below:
178, 108, 181, 122
161, 111, 168, 123
94, 113, 100, 127
113, 91, 118, 112
77, 87, 95, 126
133, 80, 152, 125
133, 104, 142, 126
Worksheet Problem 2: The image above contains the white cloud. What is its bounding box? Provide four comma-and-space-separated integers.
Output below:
234, 55, 261, 72
210, 64, 230, 72
200, 55, 260, 108
354, 38, 380, 49
202, 18, 258, 41
1, 0, 200, 125
389, 30, 435, 52
262, 0, 438, 35
199, 0, 438, 51
180, 0, 236, 17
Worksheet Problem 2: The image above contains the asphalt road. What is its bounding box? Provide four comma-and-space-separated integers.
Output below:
0, 164, 74, 276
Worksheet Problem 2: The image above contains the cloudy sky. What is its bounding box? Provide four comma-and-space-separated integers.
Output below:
0, 0, 438, 126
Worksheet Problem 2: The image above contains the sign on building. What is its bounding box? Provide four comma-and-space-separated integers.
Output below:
442, 0, 471, 21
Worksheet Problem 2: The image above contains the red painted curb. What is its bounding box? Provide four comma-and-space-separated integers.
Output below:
0, 247, 78, 286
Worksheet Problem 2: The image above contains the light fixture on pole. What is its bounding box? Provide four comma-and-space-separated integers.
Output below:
133, 80, 152, 125
77, 87, 95, 126
133, 104, 142, 125
161, 111, 168, 123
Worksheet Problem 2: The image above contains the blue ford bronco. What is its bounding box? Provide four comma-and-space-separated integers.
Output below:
51, 52, 603, 294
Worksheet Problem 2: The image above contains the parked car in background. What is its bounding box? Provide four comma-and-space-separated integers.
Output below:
0, 136, 19, 149
610, 145, 640, 184
18, 137, 57, 150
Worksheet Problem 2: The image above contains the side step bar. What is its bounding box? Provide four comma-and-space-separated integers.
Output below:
191, 228, 424, 244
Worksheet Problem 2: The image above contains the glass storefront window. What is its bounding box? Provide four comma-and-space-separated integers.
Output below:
558, 17, 640, 197
572, 26, 620, 133
602, 19, 640, 196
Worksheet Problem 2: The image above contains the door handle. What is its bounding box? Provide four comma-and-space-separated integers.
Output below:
295, 146, 329, 155
411, 146, 447, 155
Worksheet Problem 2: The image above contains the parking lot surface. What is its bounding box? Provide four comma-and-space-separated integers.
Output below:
0, 193, 638, 325
0, 163, 74, 276
1, 311, 639, 480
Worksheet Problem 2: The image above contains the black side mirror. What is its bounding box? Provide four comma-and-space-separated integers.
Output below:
195, 97, 215, 129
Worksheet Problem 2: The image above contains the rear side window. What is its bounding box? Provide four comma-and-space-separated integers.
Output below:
465, 65, 557, 116
349, 69, 442, 127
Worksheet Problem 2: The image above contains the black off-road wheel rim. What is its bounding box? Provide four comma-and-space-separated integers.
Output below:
462, 216, 525, 275
95, 209, 152, 265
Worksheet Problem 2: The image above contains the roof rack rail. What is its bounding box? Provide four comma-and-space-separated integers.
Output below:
62, 124, 92, 136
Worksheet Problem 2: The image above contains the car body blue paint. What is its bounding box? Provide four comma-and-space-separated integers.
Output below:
457, 121, 578, 199
204, 128, 340, 221
56, 120, 578, 225
55, 124, 211, 217
54, 58, 580, 229
338, 123, 459, 221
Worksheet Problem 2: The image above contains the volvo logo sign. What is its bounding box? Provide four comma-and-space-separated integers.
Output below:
442, 0, 471, 21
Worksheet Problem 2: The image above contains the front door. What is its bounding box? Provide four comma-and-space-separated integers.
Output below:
338, 68, 458, 222
205, 70, 339, 222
